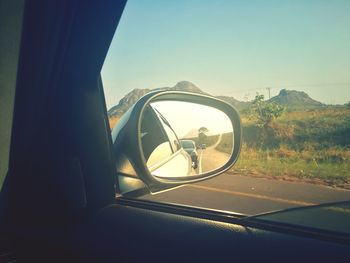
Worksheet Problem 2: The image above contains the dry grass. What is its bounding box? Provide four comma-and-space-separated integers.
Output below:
225, 107, 350, 188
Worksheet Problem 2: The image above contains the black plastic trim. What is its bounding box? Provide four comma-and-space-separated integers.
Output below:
115, 197, 350, 246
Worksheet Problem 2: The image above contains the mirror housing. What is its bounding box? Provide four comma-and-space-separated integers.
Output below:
112, 91, 242, 196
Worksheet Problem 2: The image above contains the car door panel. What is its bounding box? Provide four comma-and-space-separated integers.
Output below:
12, 204, 350, 262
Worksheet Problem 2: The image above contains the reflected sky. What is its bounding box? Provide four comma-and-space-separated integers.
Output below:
151, 101, 232, 138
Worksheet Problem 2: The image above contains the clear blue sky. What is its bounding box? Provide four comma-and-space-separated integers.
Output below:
102, 0, 350, 108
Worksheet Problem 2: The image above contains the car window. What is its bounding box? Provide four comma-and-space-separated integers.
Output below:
180, 140, 195, 149
153, 108, 181, 153
101, 0, 350, 232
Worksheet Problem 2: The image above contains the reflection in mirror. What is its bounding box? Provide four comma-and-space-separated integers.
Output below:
140, 100, 233, 179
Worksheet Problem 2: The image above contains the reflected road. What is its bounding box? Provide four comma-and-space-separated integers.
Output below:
198, 134, 230, 173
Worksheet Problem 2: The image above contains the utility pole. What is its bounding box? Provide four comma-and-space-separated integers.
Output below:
266, 87, 271, 99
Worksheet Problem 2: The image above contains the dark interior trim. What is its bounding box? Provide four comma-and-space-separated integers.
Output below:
116, 197, 350, 246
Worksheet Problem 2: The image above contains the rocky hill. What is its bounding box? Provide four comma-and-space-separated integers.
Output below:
108, 88, 151, 118
155, 80, 207, 94
107, 82, 325, 121
108, 81, 209, 118
216, 96, 250, 111
268, 89, 324, 109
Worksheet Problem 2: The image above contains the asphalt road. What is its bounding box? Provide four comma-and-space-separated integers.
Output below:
142, 173, 350, 215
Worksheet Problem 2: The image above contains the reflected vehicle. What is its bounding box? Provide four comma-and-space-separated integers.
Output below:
141, 105, 193, 178
179, 140, 199, 169
201, 144, 206, 150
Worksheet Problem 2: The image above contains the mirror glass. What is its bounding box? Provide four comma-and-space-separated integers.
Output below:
140, 100, 233, 178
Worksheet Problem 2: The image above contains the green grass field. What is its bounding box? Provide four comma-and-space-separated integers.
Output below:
221, 107, 350, 188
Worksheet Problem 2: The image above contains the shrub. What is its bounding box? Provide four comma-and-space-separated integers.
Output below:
250, 93, 284, 128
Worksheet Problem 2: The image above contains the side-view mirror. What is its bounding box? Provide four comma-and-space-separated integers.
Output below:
112, 91, 241, 197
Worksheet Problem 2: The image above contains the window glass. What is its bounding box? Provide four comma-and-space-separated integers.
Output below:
180, 140, 195, 149
154, 109, 181, 153
102, 0, 350, 224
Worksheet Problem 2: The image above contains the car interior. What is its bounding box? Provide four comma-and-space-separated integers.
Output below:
1, 1, 350, 262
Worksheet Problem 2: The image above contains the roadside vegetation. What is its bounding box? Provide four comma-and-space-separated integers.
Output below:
226, 98, 350, 189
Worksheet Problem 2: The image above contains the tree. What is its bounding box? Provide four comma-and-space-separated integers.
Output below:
250, 93, 284, 128
198, 126, 209, 135
198, 127, 209, 145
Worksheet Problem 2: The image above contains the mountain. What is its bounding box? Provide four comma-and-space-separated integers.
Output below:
216, 96, 250, 110
108, 89, 151, 117
268, 89, 324, 109
108, 81, 208, 118
156, 80, 207, 94
108, 82, 325, 124
181, 128, 198, 139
